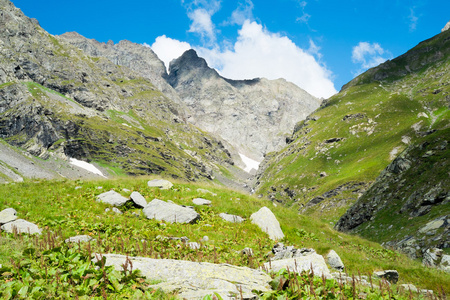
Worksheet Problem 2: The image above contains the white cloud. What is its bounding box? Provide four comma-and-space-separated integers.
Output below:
226, 0, 254, 26
149, 36, 192, 71
296, 1, 311, 24
351, 42, 391, 75
408, 7, 418, 32
188, 8, 217, 43
196, 21, 337, 98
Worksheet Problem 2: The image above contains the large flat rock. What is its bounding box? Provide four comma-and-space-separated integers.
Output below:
147, 179, 173, 190
94, 254, 271, 299
0, 208, 18, 225
143, 199, 200, 224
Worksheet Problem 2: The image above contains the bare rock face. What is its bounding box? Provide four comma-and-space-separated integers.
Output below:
167, 49, 321, 161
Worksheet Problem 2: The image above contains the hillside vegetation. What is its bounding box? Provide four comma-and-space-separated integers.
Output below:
254, 29, 449, 224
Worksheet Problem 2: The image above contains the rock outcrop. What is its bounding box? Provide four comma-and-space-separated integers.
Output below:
143, 199, 200, 224
250, 207, 284, 240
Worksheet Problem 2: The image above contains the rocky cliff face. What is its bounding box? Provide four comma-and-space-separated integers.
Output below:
0, 0, 235, 181
167, 49, 321, 161
335, 129, 449, 259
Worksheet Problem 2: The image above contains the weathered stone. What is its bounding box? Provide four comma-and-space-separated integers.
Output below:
188, 242, 201, 250
0, 208, 18, 225
1, 219, 42, 235
327, 250, 345, 271
147, 179, 173, 190
93, 254, 271, 300
219, 213, 244, 223
143, 199, 200, 224
196, 188, 217, 196
439, 254, 450, 273
96, 190, 128, 206
192, 198, 211, 206
264, 253, 331, 278
65, 235, 94, 243
130, 191, 147, 208
250, 207, 284, 240
423, 248, 443, 267
419, 219, 445, 233
400, 284, 418, 293
373, 270, 399, 284
271, 243, 315, 260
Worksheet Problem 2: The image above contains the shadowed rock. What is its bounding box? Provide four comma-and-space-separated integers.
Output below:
96, 190, 128, 206
130, 191, 147, 208
0, 208, 18, 225
219, 213, 244, 223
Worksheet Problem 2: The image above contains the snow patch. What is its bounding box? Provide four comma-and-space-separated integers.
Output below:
238, 153, 261, 173
69, 158, 106, 177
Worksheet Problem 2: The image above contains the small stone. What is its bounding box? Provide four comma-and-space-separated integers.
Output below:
97, 190, 128, 206
241, 247, 254, 256
112, 207, 122, 214
202, 236, 209, 242
123, 188, 131, 192
1, 219, 42, 235
147, 179, 173, 190
188, 242, 201, 250
196, 188, 217, 196
192, 198, 212, 205
130, 191, 147, 208
219, 213, 244, 223
65, 235, 93, 243
0, 208, 18, 225
75, 186, 82, 190
373, 270, 399, 284
400, 284, 418, 293
327, 250, 345, 271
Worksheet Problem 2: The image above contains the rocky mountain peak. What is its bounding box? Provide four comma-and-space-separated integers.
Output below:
442, 20, 450, 32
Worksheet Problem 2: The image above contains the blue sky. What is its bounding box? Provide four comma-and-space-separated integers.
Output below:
11, 0, 449, 98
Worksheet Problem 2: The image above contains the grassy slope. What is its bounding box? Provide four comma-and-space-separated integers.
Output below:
0, 178, 449, 297
255, 29, 450, 223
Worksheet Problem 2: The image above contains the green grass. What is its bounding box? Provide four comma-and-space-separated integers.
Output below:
0, 177, 448, 299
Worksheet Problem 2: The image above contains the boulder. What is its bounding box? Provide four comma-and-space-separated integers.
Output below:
0, 208, 18, 225
423, 248, 443, 267
264, 253, 331, 278
439, 255, 450, 273
65, 235, 94, 243
93, 254, 271, 300
143, 199, 200, 224
130, 191, 147, 208
96, 190, 128, 206
219, 213, 244, 223
374, 270, 399, 284
196, 188, 217, 196
271, 243, 315, 260
250, 207, 284, 240
192, 198, 211, 206
147, 179, 173, 190
327, 250, 345, 271
1, 219, 42, 235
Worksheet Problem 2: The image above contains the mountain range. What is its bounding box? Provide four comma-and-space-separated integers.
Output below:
0, 0, 448, 266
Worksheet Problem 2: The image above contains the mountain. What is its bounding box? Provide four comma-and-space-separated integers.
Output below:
167, 49, 321, 162
59, 33, 321, 163
0, 0, 235, 182
253, 27, 449, 228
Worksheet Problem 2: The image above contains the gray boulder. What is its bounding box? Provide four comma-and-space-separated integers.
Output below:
130, 191, 147, 208
272, 243, 315, 260
439, 255, 450, 273
374, 270, 399, 284
327, 250, 345, 271
423, 248, 443, 267
143, 199, 200, 224
65, 235, 94, 243
147, 179, 173, 190
96, 190, 128, 206
219, 213, 244, 223
192, 198, 211, 206
250, 207, 284, 240
93, 254, 271, 300
0, 208, 18, 225
1, 219, 42, 235
264, 252, 331, 278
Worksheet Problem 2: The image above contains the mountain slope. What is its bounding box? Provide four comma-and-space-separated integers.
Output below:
254, 28, 450, 224
0, 0, 235, 182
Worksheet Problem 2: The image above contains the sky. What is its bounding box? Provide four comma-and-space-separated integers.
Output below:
11, 0, 450, 99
